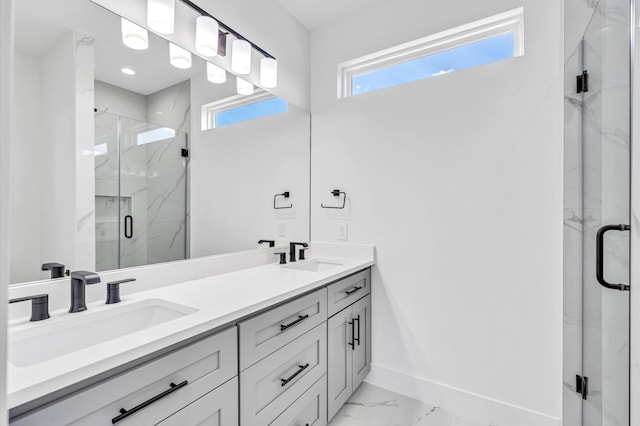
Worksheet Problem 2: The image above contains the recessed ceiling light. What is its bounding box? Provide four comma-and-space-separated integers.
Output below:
121, 68, 136, 75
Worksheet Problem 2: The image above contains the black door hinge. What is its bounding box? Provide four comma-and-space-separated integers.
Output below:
181, 148, 189, 158
577, 70, 589, 93
576, 375, 588, 400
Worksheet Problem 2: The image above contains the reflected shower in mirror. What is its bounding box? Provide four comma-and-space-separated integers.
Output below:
9, 0, 310, 284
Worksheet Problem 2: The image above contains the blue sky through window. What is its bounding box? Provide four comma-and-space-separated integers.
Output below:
215, 97, 288, 128
351, 32, 514, 96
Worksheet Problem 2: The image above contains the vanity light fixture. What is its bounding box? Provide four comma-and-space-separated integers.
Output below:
147, 0, 175, 34
121, 67, 136, 75
169, 42, 192, 69
207, 62, 226, 84
195, 16, 219, 57
260, 57, 277, 88
231, 39, 252, 75
121, 18, 149, 50
236, 77, 254, 95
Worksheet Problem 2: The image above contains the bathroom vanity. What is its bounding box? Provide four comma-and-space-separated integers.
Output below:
7, 248, 373, 425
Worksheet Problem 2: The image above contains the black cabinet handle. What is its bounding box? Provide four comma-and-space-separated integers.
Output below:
596, 224, 630, 291
124, 215, 133, 239
281, 363, 309, 387
345, 286, 362, 296
348, 319, 355, 349
354, 314, 361, 346
280, 314, 309, 331
112, 380, 188, 424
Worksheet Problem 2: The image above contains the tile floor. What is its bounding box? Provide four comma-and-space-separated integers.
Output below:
327, 383, 490, 426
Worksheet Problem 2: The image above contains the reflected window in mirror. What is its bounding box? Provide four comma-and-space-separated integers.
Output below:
201, 93, 288, 130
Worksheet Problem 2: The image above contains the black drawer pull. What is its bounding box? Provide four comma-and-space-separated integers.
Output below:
354, 314, 361, 346
281, 363, 310, 386
345, 286, 362, 296
112, 380, 188, 424
348, 320, 355, 349
280, 314, 310, 331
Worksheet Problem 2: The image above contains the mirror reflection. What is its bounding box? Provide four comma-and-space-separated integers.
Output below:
10, 0, 310, 284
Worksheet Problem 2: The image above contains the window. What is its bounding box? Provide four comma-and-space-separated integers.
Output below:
201, 92, 288, 130
338, 7, 524, 98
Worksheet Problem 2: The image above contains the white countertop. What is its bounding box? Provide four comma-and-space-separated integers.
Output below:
7, 254, 374, 411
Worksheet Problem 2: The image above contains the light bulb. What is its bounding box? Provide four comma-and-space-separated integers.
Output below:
207, 62, 226, 84
196, 16, 219, 57
121, 18, 149, 50
147, 0, 175, 35
236, 77, 254, 95
231, 39, 251, 75
169, 43, 192, 69
260, 57, 277, 88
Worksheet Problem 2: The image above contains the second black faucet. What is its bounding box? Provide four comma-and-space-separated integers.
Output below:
289, 242, 309, 263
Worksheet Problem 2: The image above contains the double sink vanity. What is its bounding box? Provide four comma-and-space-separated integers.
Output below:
7, 243, 374, 425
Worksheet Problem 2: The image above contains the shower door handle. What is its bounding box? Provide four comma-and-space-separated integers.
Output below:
124, 215, 133, 239
596, 224, 630, 291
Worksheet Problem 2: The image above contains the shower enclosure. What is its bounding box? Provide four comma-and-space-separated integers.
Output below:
577, 0, 631, 424
94, 111, 188, 271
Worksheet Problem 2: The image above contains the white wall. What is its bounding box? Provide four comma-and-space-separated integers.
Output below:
190, 69, 310, 256
95, 80, 146, 122
9, 53, 41, 284
310, 0, 563, 424
0, 0, 13, 421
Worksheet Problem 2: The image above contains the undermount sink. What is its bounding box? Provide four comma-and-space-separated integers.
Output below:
8, 298, 197, 368
283, 259, 343, 272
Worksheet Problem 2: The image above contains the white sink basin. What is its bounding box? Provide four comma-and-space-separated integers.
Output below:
283, 259, 343, 272
8, 298, 197, 367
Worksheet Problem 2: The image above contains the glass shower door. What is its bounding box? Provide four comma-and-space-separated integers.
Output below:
581, 0, 631, 424
118, 116, 188, 269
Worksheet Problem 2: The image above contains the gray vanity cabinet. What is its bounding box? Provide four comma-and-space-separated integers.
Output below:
327, 294, 372, 420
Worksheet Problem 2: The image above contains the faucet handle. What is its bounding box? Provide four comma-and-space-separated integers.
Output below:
9, 294, 50, 321
106, 278, 136, 304
42, 262, 67, 279
298, 247, 309, 261
259, 239, 276, 247
274, 252, 287, 265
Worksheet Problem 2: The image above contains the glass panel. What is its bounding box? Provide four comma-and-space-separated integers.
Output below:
94, 111, 120, 272
351, 32, 514, 96
215, 97, 288, 128
581, 0, 630, 424
119, 116, 188, 269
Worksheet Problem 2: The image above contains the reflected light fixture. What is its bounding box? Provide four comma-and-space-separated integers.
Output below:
196, 16, 219, 57
147, 0, 175, 34
236, 77, 254, 95
231, 39, 252, 74
121, 18, 149, 50
121, 68, 136, 75
169, 43, 192, 69
207, 62, 226, 84
260, 58, 277, 88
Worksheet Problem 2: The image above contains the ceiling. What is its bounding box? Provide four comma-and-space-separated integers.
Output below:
276, 0, 385, 30
15, 0, 211, 96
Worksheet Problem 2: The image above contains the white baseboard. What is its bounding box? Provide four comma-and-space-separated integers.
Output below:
365, 363, 561, 426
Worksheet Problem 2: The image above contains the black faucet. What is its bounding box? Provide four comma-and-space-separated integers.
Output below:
289, 242, 309, 262
258, 239, 276, 247
42, 262, 67, 279
69, 271, 101, 313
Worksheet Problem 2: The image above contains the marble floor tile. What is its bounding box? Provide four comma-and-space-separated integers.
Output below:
328, 383, 487, 426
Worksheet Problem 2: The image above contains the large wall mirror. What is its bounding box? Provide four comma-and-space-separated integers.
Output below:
10, 0, 310, 285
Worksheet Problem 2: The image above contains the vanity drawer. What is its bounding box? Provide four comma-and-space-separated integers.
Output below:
240, 323, 327, 426
239, 288, 327, 370
327, 269, 370, 317
157, 377, 238, 426
269, 375, 327, 426
11, 327, 237, 426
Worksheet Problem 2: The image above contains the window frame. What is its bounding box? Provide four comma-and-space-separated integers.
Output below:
337, 7, 524, 99
201, 91, 286, 130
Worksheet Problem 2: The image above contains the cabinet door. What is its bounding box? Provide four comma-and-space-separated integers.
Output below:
352, 295, 371, 391
327, 307, 353, 420
156, 378, 238, 426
